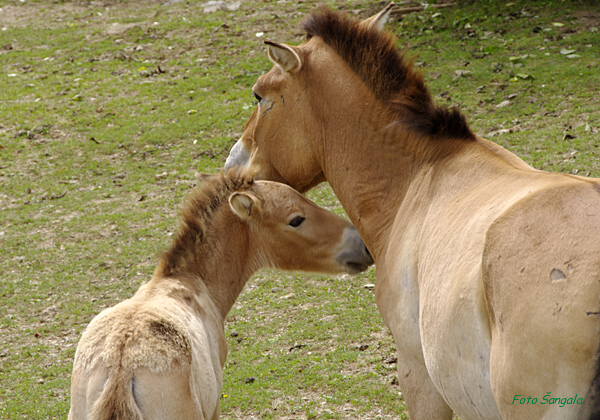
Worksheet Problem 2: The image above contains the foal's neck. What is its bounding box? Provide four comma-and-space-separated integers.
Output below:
155, 208, 256, 321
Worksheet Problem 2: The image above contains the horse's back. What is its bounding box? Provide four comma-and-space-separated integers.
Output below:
69, 282, 222, 420
483, 178, 600, 419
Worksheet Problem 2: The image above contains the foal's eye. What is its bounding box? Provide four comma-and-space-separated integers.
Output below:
252, 91, 263, 103
288, 216, 305, 228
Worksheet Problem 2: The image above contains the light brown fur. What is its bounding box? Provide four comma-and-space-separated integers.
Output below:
68, 170, 373, 420
225, 6, 600, 420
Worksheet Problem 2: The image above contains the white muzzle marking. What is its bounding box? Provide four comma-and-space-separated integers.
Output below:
225, 140, 251, 169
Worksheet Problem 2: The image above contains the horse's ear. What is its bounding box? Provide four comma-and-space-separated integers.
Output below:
198, 173, 217, 182
265, 40, 302, 74
229, 192, 261, 221
360, 2, 395, 32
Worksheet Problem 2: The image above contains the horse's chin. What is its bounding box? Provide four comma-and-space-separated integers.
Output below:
344, 262, 371, 275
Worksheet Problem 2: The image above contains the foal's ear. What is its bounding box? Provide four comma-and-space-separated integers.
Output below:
265, 40, 302, 74
198, 173, 217, 182
360, 2, 395, 32
229, 192, 261, 221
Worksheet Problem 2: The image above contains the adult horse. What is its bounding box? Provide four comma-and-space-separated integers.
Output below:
225, 5, 600, 420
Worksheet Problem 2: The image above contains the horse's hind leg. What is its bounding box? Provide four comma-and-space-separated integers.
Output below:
489, 331, 594, 420
483, 186, 600, 419
68, 365, 109, 420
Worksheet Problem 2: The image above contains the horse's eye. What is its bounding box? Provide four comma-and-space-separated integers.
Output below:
288, 216, 305, 228
252, 91, 263, 103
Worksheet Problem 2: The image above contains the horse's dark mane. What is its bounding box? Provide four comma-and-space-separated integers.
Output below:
156, 169, 255, 278
302, 8, 475, 141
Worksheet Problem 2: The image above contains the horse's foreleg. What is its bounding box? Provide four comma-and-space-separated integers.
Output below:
209, 403, 221, 420
397, 354, 453, 420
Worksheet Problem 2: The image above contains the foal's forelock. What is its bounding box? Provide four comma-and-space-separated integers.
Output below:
301, 8, 475, 141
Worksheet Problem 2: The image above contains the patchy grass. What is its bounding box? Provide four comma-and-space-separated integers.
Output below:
0, 0, 598, 419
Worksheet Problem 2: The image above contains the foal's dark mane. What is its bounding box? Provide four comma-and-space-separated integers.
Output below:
302, 8, 475, 141
156, 169, 255, 278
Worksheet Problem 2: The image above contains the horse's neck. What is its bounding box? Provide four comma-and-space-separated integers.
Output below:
323, 132, 404, 261
198, 213, 257, 320
157, 210, 255, 321
323, 125, 474, 262
325, 124, 536, 263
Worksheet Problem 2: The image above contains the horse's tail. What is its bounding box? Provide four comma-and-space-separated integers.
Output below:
89, 370, 143, 420
580, 347, 600, 420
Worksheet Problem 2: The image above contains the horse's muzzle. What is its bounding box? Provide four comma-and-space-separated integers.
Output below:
337, 226, 374, 274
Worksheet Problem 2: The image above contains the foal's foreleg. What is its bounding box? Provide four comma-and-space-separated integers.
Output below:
397, 354, 453, 420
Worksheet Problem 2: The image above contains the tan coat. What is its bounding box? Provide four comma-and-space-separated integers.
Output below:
68, 171, 373, 420
225, 6, 600, 420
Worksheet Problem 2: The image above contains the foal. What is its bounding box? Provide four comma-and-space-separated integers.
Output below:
68, 170, 373, 420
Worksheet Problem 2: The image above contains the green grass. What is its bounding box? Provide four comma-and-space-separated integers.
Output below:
0, 0, 598, 419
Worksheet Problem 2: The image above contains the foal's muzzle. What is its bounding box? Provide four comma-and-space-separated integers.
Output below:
337, 226, 374, 274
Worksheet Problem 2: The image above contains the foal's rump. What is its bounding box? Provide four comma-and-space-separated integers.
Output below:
482, 179, 600, 418
69, 287, 223, 420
